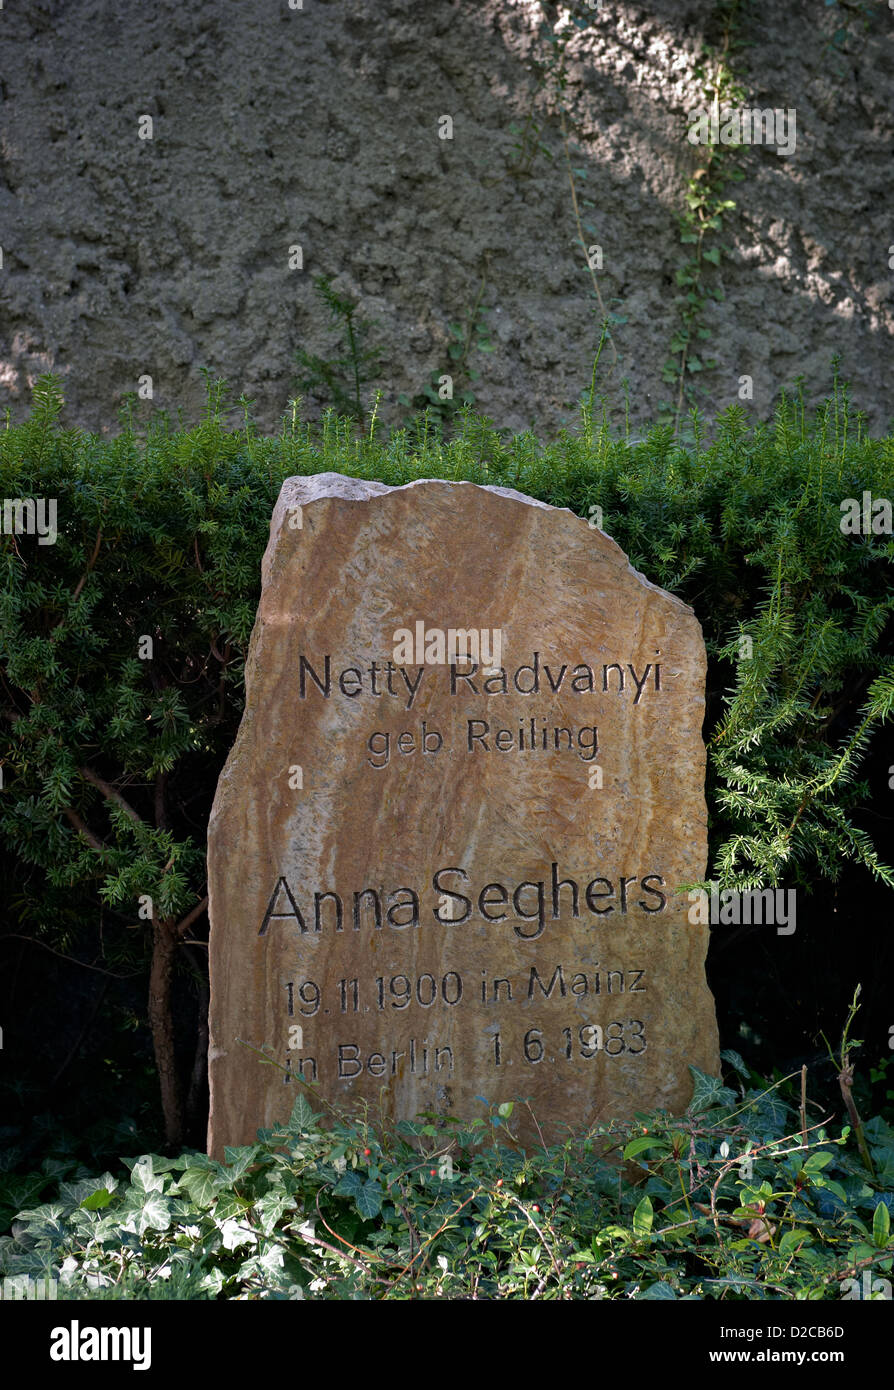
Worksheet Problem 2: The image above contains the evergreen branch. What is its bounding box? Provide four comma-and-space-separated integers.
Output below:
173, 894, 209, 938
78, 766, 144, 826
63, 806, 114, 860
71, 526, 104, 603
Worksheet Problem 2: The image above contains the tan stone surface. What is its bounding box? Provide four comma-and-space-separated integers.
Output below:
207, 474, 719, 1155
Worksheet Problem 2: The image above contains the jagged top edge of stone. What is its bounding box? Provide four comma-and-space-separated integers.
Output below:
272, 473, 695, 616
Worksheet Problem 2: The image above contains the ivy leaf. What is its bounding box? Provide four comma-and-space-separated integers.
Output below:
60, 1176, 115, 1207
256, 1191, 296, 1237
130, 1157, 165, 1194
220, 1217, 256, 1251
200, 1268, 228, 1297
79, 1188, 113, 1212
133, 1193, 170, 1236
224, 1146, 261, 1182
356, 1180, 383, 1220
870, 1145, 894, 1184
637, 1279, 676, 1299
215, 1190, 250, 1223
721, 1049, 750, 1077
16, 1203, 67, 1237
288, 1094, 319, 1134
334, 1170, 365, 1198
747, 1089, 790, 1130
255, 1241, 287, 1277
688, 1067, 737, 1114
177, 1167, 220, 1208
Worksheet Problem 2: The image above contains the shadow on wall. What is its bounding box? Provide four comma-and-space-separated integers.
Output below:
0, 0, 892, 435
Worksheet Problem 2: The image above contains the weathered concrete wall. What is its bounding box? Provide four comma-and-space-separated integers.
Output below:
1, 0, 891, 435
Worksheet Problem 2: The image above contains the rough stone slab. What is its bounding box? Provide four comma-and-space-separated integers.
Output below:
207, 473, 719, 1154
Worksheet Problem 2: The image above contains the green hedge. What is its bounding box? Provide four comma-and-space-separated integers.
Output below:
1, 374, 892, 1146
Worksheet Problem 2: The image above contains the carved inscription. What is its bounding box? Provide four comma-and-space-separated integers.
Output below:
259, 641, 664, 1099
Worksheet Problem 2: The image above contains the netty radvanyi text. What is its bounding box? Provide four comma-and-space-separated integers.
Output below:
295, 651, 662, 710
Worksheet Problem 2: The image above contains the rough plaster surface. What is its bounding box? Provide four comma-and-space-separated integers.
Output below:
1, 0, 891, 436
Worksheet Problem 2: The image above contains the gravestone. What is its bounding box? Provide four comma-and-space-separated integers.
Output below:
207, 473, 719, 1155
